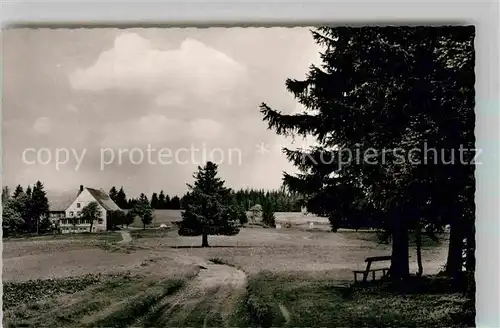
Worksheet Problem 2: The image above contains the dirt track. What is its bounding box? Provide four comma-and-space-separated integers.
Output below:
136, 262, 247, 327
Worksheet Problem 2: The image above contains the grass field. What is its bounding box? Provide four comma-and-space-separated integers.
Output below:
129, 209, 330, 229
230, 271, 474, 328
3, 225, 464, 327
3, 231, 122, 242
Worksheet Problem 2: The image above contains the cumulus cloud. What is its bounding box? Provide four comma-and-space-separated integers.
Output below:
69, 33, 247, 100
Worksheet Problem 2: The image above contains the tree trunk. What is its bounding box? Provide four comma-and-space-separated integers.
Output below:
416, 223, 423, 277
465, 220, 475, 298
89, 220, 94, 233
390, 215, 410, 281
445, 221, 463, 281
202, 233, 209, 247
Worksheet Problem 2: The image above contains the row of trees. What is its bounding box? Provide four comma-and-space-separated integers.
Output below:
108, 186, 301, 213
2, 182, 51, 236
109, 187, 183, 210
260, 26, 475, 292
231, 189, 301, 212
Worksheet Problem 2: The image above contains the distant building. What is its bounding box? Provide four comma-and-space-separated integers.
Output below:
48, 185, 122, 233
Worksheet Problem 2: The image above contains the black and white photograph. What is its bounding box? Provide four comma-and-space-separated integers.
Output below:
2, 25, 476, 327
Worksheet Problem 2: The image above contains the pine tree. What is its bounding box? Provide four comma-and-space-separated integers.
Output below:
13, 185, 24, 198
259, 26, 475, 282
115, 187, 127, 209
150, 192, 159, 209
158, 190, 166, 209
26, 185, 32, 198
2, 186, 10, 203
178, 161, 240, 247
165, 195, 171, 209
109, 186, 118, 203
262, 202, 276, 228
170, 196, 181, 210
30, 181, 49, 234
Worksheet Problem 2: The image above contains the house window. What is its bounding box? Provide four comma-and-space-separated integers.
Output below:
77, 211, 81, 217
77, 203, 81, 208
69, 211, 74, 217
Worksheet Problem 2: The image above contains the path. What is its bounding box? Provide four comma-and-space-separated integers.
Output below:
131, 259, 247, 327
119, 231, 132, 244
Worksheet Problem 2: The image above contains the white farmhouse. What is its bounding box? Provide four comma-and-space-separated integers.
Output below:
48, 185, 122, 233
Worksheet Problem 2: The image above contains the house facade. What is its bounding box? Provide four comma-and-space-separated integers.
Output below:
49, 185, 123, 234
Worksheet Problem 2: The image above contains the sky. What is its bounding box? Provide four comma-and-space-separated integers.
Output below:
3, 27, 322, 198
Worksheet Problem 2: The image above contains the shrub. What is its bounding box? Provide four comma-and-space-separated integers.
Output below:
261, 204, 276, 228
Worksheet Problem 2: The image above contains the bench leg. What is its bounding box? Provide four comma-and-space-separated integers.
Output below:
354, 272, 357, 283
372, 270, 376, 281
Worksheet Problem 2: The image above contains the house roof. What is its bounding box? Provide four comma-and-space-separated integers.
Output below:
48, 191, 78, 212
86, 188, 122, 211
48, 187, 122, 212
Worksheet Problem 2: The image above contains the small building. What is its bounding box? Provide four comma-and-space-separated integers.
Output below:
48, 185, 122, 233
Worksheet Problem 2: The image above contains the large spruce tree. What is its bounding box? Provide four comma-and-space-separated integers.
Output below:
260, 26, 475, 282
178, 161, 240, 247
30, 181, 50, 234
115, 187, 128, 209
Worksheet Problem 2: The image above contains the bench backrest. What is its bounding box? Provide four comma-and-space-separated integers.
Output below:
365, 255, 391, 262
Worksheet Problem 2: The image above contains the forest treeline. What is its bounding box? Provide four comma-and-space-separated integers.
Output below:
108, 186, 302, 212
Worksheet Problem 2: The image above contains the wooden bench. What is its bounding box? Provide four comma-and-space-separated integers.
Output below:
353, 255, 391, 283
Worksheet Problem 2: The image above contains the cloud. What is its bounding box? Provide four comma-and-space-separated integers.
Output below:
100, 114, 228, 151
189, 118, 224, 140
100, 114, 185, 148
4, 28, 323, 196
33, 117, 52, 135
66, 104, 79, 113
69, 33, 247, 100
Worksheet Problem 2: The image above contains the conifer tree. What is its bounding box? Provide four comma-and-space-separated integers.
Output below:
30, 181, 49, 234
115, 187, 128, 209
260, 26, 475, 282
109, 186, 118, 203
158, 190, 166, 209
170, 196, 181, 210
13, 185, 24, 198
151, 192, 159, 209
178, 161, 240, 247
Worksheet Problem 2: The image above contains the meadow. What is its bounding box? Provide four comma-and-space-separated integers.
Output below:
3, 221, 471, 328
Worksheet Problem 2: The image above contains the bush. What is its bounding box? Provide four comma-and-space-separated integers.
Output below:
261, 204, 276, 228
3, 273, 106, 310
